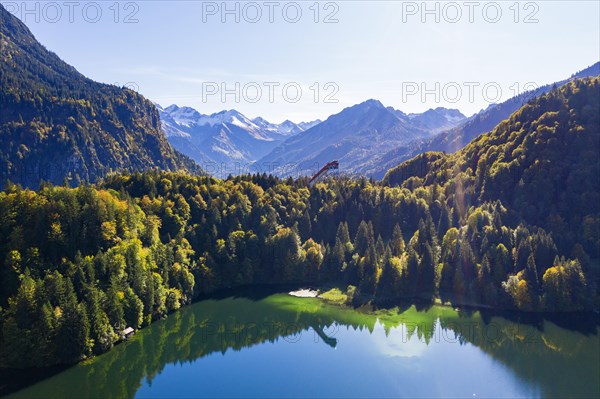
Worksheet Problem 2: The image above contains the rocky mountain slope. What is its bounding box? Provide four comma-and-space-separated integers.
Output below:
0, 4, 201, 189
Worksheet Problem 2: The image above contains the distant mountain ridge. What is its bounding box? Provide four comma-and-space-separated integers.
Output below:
252, 116, 320, 136
255, 62, 598, 180
256, 100, 466, 177
157, 104, 321, 176
0, 4, 200, 189
362, 62, 600, 178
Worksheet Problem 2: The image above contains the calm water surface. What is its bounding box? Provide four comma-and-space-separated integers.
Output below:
5, 293, 600, 398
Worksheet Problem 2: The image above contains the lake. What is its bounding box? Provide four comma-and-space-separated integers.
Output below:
5, 290, 600, 398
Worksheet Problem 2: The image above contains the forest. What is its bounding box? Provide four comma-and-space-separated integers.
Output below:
0, 78, 598, 369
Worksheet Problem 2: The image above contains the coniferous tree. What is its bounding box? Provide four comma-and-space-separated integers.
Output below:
390, 224, 405, 256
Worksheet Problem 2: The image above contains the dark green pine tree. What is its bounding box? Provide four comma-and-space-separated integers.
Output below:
418, 242, 437, 300
55, 281, 91, 363
322, 239, 345, 282
390, 224, 405, 257
87, 288, 116, 354
403, 248, 419, 297
336, 221, 351, 245
354, 220, 374, 255
359, 245, 379, 295
298, 210, 312, 240
378, 246, 401, 298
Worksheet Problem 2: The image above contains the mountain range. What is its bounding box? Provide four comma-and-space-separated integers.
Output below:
161, 101, 468, 178
263, 62, 599, 179
157, 104, 320, 176
1, 2, 599, 189
255, 100, 466, 177
360, 62, 600, 178
166, 60, 598, 180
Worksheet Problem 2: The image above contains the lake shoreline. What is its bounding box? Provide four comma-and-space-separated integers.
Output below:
1, 282, 598, 397
4, 291, 599, 399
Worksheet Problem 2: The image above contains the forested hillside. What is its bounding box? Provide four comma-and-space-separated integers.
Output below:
384, 77, 599, 259
365, 62, 600, 178
0, 5, 200, 189
0, 79, 597, 369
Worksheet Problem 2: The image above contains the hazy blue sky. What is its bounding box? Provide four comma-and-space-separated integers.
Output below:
4, 1, 599, 122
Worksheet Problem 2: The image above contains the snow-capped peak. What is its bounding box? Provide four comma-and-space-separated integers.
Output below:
159, 104, 315, 140
196, 109, 259, 130
164, 104, 180, 113
251, 117, 306, 136
252, 116, 271, 127
165, 106, 203, 127
432, 107, 466, 123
